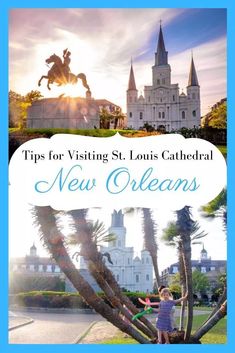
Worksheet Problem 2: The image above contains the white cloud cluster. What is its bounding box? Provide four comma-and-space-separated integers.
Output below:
9, 9, 226, 115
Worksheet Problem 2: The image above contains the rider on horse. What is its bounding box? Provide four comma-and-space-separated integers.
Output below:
38, 49, 90, 92
63, 48, 71, 80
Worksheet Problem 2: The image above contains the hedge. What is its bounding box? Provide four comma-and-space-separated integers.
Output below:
14, 291, 160, 309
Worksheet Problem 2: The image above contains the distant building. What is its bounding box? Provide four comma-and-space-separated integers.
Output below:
10, 244, 62, 276
66, 210, 153, 293
126, 24, 201, 131
160, 246, 226, 300
27, 94, 124, 129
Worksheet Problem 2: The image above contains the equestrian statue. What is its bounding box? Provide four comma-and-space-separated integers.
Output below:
38, 49, 91, 93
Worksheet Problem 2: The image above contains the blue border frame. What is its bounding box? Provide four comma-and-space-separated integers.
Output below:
1, 1, 234, 352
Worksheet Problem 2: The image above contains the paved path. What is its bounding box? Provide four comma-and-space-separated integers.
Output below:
9, 311, 104, 344
9, 308, 211, 344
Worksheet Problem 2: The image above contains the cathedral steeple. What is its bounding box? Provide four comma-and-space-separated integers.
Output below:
29, 243, 37, 257
188, 55, 199, 86
111, 210, 124, 227
127, 60, 137, 91
155, 24, 168, 66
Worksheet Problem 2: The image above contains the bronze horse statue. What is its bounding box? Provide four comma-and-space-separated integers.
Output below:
38, 53, 90, 92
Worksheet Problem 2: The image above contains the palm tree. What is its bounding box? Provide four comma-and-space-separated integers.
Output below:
162, 221, 187, 330
67, 209, 158, 338
202, 188, 227, 229
32, 206, 150, 343
200, 189, 227, 323
176, 207, 193, 341
99, 107, 113, 129
141, 208, 161, 288
162, 215, 206, 334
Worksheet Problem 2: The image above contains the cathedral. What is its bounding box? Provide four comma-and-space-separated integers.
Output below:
126, 24, 201, 131
76, 210, 153, 293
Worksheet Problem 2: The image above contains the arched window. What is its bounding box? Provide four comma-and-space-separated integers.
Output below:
140, 112, 143, 119
129, 112, 132, 118
182, 111, 185, 119
192, 110, 196, 117
192, 93, 196, 99
146, 274, 150, 281
146, 258, 149, 264
159, 112, 161, 118
136, 274, 139, 283
117, 274, 119, 281
157, 79, 160, 85
162, 112, 165, 119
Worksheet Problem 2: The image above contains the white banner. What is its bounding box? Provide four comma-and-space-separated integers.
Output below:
9, 133, 226, 211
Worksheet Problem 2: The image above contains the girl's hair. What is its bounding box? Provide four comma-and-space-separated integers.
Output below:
158, 285, 165, 294
160, 287, 173, 299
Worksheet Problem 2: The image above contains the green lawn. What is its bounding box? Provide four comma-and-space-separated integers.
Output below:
192, 306, 213, 311
9, 127, 133, 137
101, 314, 226, 344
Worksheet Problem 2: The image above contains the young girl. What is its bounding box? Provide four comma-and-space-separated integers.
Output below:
157, 288, 187, 344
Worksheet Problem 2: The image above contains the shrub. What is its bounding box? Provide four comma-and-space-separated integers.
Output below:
14, 291, 160, 309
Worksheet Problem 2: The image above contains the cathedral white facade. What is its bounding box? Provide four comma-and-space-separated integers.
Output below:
127, 25, 201, 131
78, 210, 153, 293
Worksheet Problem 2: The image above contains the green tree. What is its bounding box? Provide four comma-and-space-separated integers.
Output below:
99, 107, 113, 129
192, 270, 210, 296
208, 102, 227, 129
112, 107, 126, 129
202, 189, 227, 229
9, 90, 43, 128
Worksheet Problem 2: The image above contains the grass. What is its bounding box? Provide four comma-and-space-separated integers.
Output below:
193, 306, 214, 311
101, 314, 226, 344
9, 127, 161, 138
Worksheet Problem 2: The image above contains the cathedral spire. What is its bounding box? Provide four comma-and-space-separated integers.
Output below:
155, 24, 168, 66
188, 55, 199, 86
111, 210, 124, 227
127, 60, 137, 91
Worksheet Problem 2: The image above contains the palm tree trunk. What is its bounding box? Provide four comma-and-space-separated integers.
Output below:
182, 237, 194, 341
192, 301, 227, 342
178, 247, 187, 330
88, 262, 155, 339
96, 257, 158, 336
142, 208, 161, 287
33, 206, 150, 344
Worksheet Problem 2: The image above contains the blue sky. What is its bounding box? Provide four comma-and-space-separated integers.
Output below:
143, 8, 226, 59
9, 8, 226, 115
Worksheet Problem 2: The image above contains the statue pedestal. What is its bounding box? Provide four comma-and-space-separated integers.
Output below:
27, 96, 100, 129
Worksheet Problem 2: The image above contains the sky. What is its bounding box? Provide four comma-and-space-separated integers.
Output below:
9, 8, 227, 115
